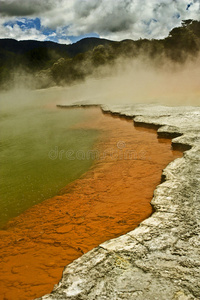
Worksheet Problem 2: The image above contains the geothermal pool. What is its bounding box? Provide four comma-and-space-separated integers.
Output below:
0, 96, 100, 228
0, 102, 183, 300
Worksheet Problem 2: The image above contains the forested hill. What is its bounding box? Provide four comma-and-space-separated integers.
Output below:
0, 37, 112, 57
0, 19, 199, 89
0, 37, 113, 70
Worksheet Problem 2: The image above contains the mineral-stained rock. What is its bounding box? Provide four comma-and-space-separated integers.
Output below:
37, 104, 200, 300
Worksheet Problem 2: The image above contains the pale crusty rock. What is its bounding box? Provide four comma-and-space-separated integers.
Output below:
37, 104, 200, 300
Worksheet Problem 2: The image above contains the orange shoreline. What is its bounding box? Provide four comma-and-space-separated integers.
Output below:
0, 108, 182, 300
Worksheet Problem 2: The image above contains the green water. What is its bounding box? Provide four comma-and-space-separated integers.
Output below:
0, 90, 100, 228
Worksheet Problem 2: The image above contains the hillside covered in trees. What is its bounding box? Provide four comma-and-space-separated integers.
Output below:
0, 19, 199, 89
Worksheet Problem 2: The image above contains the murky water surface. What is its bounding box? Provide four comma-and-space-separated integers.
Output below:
0, 93, 99, 227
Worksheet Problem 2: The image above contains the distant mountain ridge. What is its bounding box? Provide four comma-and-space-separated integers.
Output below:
0, 37, 113, 57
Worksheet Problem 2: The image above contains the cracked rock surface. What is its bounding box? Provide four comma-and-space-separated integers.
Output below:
37, 104, 200, 300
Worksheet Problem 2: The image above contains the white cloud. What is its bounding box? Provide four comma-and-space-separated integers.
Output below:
0, 0, 56, 16
58, 38, 71, 45
0, 0, 199, 42
0, 22, 47, 41
40, 0, 200, 40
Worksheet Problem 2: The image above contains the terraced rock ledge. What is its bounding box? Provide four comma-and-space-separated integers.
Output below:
38, 104, 200, 300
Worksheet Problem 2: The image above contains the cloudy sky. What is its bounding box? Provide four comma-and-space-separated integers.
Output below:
0, 0, 199, 44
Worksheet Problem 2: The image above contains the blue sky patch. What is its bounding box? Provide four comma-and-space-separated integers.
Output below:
4, 17, 41, 30
186, 2, 193, 10
3, 17, 99, 44
173, 13, 181, 19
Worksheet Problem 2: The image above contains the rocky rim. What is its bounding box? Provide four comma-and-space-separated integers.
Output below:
37, 103, 200, 300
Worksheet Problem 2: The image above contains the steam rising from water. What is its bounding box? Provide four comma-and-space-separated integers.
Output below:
60, 56, 200, 106
1, 54, 200, 107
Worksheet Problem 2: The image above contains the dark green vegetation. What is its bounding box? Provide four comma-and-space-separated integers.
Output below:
0, 20, 200, 89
